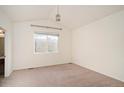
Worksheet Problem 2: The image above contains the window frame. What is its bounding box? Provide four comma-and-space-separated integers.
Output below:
33, 32, 59, 54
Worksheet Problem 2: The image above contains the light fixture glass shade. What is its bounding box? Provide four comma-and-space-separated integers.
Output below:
0, 30, 4, 37
56, 14, 61, 22
0, 30, 4, 34
0, 30, 3, 33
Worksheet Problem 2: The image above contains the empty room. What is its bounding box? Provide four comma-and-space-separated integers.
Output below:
0, 5, 124, 87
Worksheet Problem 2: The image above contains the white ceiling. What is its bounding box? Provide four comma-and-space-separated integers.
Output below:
0, 5, 54, 21
0, 5, 124, 29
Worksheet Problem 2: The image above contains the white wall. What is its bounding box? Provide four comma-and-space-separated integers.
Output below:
72, 10, 124, 82
0, 10, 13, 77
13, 20, 71, 70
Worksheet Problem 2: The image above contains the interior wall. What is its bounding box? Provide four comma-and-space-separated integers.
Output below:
72, 10, 124, 82
0, 10, 13, 77
13, 20, 71, 70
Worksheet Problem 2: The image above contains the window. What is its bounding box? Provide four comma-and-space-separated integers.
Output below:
34, 33, 59, 53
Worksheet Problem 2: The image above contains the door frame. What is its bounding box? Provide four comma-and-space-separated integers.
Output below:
0, 26, 6, 77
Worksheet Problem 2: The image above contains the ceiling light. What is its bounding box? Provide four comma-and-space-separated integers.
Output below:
0, 30, 3, 33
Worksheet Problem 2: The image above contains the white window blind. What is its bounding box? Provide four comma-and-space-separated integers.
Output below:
34, 32, 59, 53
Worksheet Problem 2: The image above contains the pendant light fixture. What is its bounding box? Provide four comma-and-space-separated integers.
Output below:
56, 5, 61, 22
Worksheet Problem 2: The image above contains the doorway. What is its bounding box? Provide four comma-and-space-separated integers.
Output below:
0, 27, 5, 77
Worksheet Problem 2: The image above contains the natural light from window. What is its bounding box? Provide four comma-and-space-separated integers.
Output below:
34, 33, 59, 53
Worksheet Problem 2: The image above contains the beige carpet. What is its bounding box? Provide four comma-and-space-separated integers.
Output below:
0, 63, 124, 87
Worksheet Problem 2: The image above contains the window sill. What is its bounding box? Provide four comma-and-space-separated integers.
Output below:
34, 51, 59, 55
